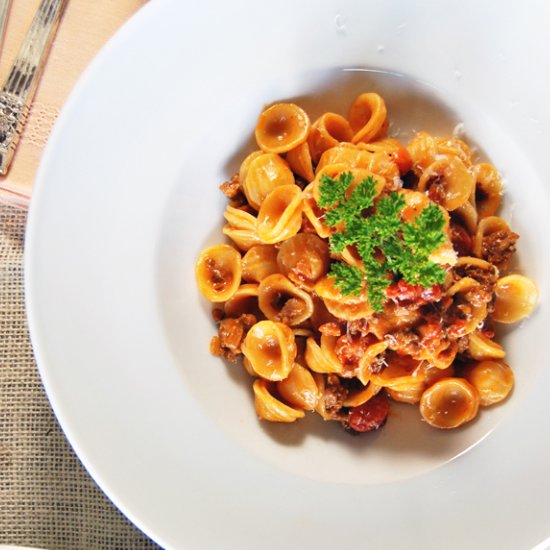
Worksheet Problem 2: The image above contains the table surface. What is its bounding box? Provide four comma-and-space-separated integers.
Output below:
0, 0, 147, 208
0, 203, 160, 549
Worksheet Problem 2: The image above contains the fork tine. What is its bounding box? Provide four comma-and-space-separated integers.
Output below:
0, 0, 67, 175
0, 0, 12, 55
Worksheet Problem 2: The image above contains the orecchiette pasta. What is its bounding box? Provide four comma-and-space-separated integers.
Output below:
316, 143, 370, 172
472, 215, 518, 267
419, 378, 479, 429
253, 378, 305, 422
241, 245, 279, 283
345, 382, 382, 407
276, 363, 320, 411
304, 336, 343, 375
453, 199, 478, 235
417, 156, 474, 211
242, 153, 294, 210
434, 137, 473, 167
406, 131, 438, 176
242, 320, 297, 381
255, 103, 311, 154
224, 284, 260, 318
195, 244, 242, 302
314, 276, 374, 320
302, 182, 333, 239
356, 340, 389, 385
471, 163, 503, 218
258, 273, 314, 326
463, 360, 514, 407
308, 113, 354, 163
239, 150, 265, 184
417, 339, 458, 370
276, 232, 330, 290
222, 205, 262, 251
286, 141, 315, 182
491, 274, 538, 323
257, 184, 303, 244
197, 92, 537, 438
348, 92, 388, 144
386, 384, 424, 405
467, 330, 506, 361
316, 144, 400, 184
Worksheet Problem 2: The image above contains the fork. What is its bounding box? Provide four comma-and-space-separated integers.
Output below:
0, 1, 11, 55
0, 0, 68, 175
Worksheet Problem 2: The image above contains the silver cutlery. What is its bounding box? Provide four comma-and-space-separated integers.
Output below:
0, 0, 68, 175
0, 0, 11, 54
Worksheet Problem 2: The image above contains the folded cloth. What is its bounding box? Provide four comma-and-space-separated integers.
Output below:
0, 0, 145, 208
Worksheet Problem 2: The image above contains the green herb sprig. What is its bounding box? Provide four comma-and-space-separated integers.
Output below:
318, 172, 447, 312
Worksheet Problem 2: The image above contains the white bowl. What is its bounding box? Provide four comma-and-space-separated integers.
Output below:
25, 0, 550, 548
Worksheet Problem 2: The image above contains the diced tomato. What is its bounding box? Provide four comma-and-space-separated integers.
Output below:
391, 146, 413, 176
335, 333, 377, 366
386, 279, 442, 306
427, 179, 446, 205
318, 322, 343, 337
479, 319, 495, 339
447, 319, 468, 338
417, 321, 443, 340
348, 393, 390, 433
419, 284, 443, 302
386, 279, 417, 302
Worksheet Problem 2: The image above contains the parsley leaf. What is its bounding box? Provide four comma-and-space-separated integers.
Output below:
318, 171, 448, 312
318, 172, 353, 209
402, 202, 446, 255
329, 231, 353, 254
329, 262, 364, 296
319, 172, 378, 227
362, 257, 392, 312
347, 176, 380, 213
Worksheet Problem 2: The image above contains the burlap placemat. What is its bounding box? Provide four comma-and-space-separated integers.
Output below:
0, 203, 160, 550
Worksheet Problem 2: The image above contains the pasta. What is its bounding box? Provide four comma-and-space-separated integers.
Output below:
255, 103, 310, 154
308, 113, 354, 163
195, 244, 242, 302
241, 153, 294, 210
253, 378, 305, 422
258, 273, 314, 326
241, 245, 279, 283
196, 91, 538, 436
257, 184, 303, 243
348, 92, 389, 143
416, 155, 474, 211
241, 320, 297, 381
276, 363, 320, 411
419, 378, 480, 429
276, 233, 330, 290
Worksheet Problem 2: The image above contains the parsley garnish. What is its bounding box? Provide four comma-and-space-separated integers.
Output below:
318, 172, 447, 312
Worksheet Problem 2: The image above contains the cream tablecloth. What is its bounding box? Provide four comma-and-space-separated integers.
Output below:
0, 0, 148, 207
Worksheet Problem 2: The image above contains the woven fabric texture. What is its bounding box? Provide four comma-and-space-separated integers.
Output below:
0, 204, 159, 550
